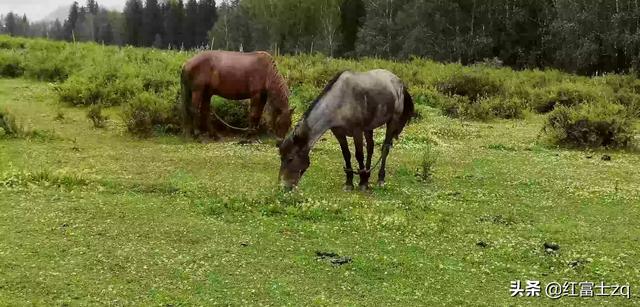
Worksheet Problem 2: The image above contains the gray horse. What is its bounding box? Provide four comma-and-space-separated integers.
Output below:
279, 69, 414, 191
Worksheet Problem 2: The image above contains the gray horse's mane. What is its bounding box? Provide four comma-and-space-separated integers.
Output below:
281, 71, 346, 152
303, 71, 346, 119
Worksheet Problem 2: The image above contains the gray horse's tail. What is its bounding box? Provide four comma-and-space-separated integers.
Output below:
394, 85, 414, 139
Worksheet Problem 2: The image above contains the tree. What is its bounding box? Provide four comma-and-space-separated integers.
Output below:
164, 0, 186, 49
198, 0, 218, 47
337, 0, 365, 56
124, 0, 144, 46
4, 13, 17, 36
143, 0, 163, 46
63, 1, 81, 41
184, 0, 199, 48
87, 0, 100, 15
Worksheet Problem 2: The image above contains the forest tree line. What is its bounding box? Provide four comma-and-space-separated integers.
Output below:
2, 0, 640, 75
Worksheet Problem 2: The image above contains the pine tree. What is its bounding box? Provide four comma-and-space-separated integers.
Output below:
4, 13, 16, 36
337, 0, 365, 57
143, 0, 163, 46
164, 0, 185, 49
198, 0, 218, 47
124, 0, 144, 46
63, 1, 80, 41
184, 0, 199, 48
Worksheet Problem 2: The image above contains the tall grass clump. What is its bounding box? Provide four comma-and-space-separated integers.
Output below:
417, 144, 438, 182
543, 102, 635, 149
0, 109, 22, 138
87, 105, 108, 128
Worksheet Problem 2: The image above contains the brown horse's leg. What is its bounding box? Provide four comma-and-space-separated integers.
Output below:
202, 94, 219, 141
191, 90, 203, 137
247, 92, 267, 139
332, 129, 354, 191
202, 94, 220, 141
353, 130, 370, 191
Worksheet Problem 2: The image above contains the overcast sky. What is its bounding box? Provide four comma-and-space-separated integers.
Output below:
1, 0, 126, 21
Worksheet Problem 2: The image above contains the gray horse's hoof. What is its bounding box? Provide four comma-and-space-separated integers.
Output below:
359, 184, 370, 192
377, 180, 385, 188
343, 184, 354, 192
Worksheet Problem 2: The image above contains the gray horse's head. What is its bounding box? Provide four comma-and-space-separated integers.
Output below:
278, 125, 310, 190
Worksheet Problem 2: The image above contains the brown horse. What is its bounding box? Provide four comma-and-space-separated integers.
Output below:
181, 50, 293, 141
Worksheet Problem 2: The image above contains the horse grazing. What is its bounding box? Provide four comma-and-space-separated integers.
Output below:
279, 69, 414, 191
181, 50, 293, 141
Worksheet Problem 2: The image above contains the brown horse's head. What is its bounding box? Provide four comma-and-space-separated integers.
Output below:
273, 106, 294, 141
278, 125, 310, 190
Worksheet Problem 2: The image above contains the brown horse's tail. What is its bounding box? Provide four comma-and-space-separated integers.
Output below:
180, 68, 192, 130
394, 85, 415, 139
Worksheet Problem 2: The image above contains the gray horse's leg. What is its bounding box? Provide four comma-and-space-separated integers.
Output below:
364, 130, 374, 188
364, 130, 374, 169
377, 128, 395, 187
353, 131, 369, 191
332, 129, 354, 191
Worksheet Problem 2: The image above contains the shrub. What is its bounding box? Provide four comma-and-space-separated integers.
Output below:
289, 84, 320, 111
485, 97, 527, 119
23, 50, 78, 82
436, 71, 504, 101
438, 96, 525, 121
87, 105, 108, 128
0, 51, 25, 78
0, 108, 22, 138
530, 82, 602, 113
614, 88, 640, 118
212, 98, 250, 130
543, 102, 635, 148
122, 93, 180, 137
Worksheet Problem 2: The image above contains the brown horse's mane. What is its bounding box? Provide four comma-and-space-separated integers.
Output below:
265, 57, 290, 112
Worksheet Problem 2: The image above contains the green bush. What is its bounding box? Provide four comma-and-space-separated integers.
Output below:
212, 98, 250, 130
436, 71, 504, 101
24, 51, 77, 82
438, 96, 525, 121
543, 102, 635, 148
0, 51, 25, 78
122, 93, 180, 137
530, 82, 602, 113
614, 88, 640, 118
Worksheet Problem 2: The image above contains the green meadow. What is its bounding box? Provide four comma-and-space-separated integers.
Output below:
1, 36, 639, 305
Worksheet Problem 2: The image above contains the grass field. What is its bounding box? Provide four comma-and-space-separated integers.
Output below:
1, 77, 639, 305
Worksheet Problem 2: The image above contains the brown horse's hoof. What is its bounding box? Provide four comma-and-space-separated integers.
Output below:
199, 135, 219, 143
238, 138, 261, 145
359, 184, 370, 192
377, 180, 385, 188
343, 184, 354, 192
